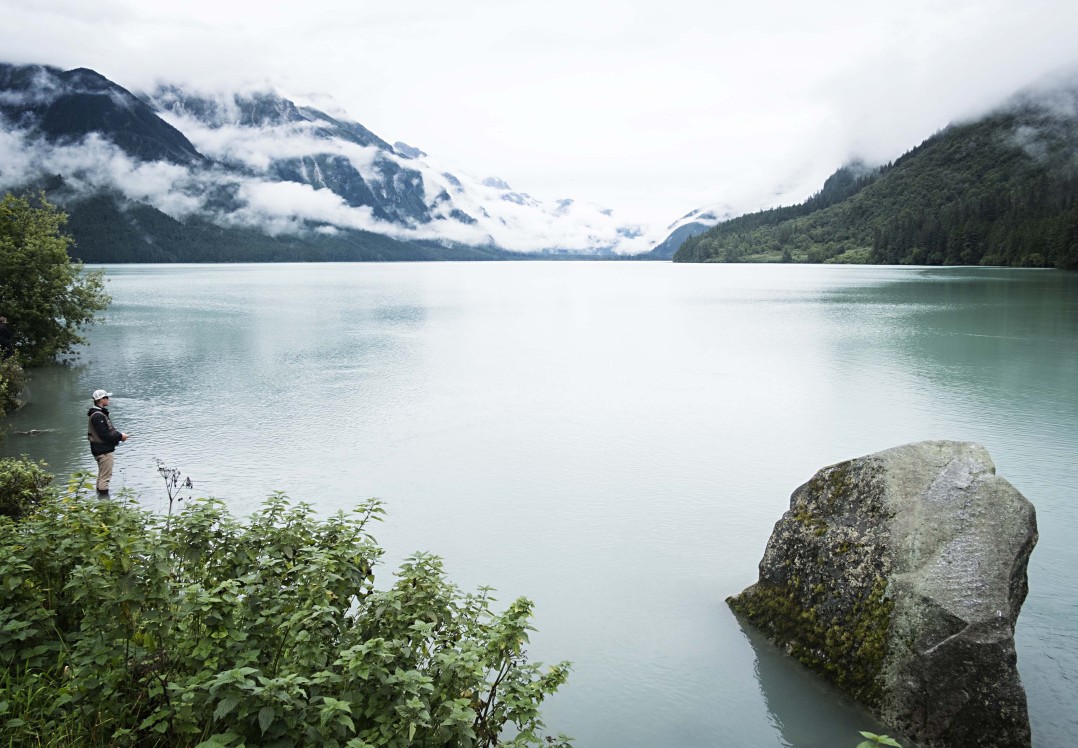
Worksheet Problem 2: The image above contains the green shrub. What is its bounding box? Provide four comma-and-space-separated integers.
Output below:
0, 192, 110, 366
0, 356, 26, 415
0, 481, 571, 747
0, 456, 51, 520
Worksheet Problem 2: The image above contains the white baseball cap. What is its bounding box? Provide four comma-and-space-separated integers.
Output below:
92, 389, 113, 401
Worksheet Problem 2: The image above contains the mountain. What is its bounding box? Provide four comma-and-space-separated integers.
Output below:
0, 63, 650, 261
644, 205, 737, 259
673, 84, 1078, 269
0, 65, 203, 165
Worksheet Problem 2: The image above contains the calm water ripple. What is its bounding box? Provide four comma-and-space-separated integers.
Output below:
3, 263, 1076, 747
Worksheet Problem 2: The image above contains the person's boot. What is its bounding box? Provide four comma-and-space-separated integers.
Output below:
97, 489, 110, 497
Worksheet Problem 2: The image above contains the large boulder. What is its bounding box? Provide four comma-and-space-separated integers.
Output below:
728, 441, 1037, 747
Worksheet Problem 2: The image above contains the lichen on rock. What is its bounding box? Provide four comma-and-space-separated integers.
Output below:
728, 441, 1037, 748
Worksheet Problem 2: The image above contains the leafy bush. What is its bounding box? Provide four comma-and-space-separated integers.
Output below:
0, 356, 26, 416
0, 192, 111, 365
0, 456, 51, 519
0, 480, 570, 747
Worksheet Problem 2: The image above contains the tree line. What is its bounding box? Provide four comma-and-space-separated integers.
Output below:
675, 106, 1078, 270
0, 192, 110, 415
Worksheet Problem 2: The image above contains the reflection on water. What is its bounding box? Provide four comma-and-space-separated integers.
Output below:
3, 263, 1076, 747
733, 614, 895, 748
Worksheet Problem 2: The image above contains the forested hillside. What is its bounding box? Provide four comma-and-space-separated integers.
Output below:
61, 192, 509, 263
674, 93, 1078, 269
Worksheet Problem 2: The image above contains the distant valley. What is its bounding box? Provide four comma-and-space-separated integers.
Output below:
1, 62, 1076, 267
0, 63, 650, 262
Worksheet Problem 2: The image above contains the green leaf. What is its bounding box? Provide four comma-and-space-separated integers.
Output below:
0, 489, 571, 745
214, 696, 240, 721
195, 735, 237, 748
258, 706, 275, 735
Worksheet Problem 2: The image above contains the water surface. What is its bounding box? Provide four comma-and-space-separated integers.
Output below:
4, 263, 1076, 746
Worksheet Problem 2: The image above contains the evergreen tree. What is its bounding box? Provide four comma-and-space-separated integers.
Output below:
0, 192, 111, 365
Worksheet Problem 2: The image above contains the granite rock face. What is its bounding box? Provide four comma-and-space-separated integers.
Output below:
728, 441, 1037, 747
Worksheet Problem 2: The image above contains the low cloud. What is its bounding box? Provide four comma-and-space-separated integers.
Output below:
408, 152, 657, 252
225, 176, 496, 247
2, 87, 667, 254
0, 128, 205, 217
230, 179, 374, 235
0, 128, 37, 186
158, 100, 661, 252
158, 112, 382, 175
5, 0, 1078, 236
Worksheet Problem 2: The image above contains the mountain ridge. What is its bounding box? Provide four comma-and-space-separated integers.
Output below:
672, 85, 1078, 269
0, 64, 204, 166
0, 62, 651, 261
4, 62, 1077, 266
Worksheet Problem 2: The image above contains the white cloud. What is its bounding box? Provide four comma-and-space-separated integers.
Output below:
225, 176, 496, 247
4, 0, 1078, 248
0, 129, 37, 186
154, 98, 657, 251
0, 116, 649, 252
157, 112, 381, 175
232, 180, 371, 232
0, 129, 205, 217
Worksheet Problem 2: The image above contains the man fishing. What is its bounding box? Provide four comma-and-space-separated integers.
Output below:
87, 389, 129, 496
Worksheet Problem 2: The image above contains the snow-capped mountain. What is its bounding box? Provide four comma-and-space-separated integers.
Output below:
646, 204, 739, 259
0, 63, 652, 258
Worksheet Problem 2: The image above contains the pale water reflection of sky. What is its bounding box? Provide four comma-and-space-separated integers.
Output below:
2, 265, 1076, 746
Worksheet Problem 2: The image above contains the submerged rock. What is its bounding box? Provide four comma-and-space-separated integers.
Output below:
728, 441, 1037, 747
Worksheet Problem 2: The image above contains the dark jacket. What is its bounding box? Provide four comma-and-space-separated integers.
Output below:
87, 406, 123, 456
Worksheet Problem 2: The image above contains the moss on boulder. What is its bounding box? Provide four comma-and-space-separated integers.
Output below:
728, 441, 1037, 748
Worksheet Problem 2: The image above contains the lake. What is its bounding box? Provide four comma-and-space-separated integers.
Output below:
3, 263, 1076, 747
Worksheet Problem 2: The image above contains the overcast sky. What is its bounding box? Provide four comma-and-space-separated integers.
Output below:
4, 0, 1078, 232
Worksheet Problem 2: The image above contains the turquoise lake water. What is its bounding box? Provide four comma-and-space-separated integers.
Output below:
4, 263, 1076, 746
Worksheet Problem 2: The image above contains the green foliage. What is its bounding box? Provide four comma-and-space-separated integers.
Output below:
0, 192, 111, 365
856, 731, 902, 747
0, 356, 27, 416
674, 104, 1078, 269
0, 191, 111, 364
0, 480, 570, 747
0, 456, 52, 520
